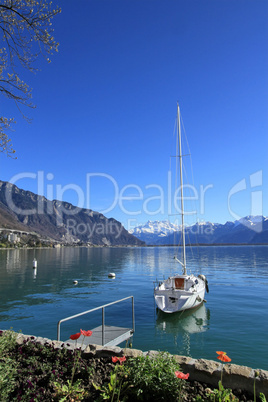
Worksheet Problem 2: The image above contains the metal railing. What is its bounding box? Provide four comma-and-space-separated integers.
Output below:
57, 296, 135, 343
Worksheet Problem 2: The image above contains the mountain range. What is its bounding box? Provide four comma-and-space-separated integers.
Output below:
129, 217, 268, 245
1, 179, 267, 247
0, 180, 144, 246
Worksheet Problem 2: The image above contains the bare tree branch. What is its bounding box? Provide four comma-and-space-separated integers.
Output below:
0, 0, 61, 156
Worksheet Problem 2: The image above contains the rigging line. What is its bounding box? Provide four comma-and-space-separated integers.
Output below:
172, 115, 179, 250
181, 113, 201, 269
169, 114, 177, 251
182, 162, 198, 274
181, 114, 196, 213
174, 230, 183, 270
175, 112, 181, 259
180, 115, 194, 183
169, 117, 177, 174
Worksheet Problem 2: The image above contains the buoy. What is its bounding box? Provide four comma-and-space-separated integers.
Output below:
33, 258, 37, 268
73, 280, 78, 285
108, 273, 116, 278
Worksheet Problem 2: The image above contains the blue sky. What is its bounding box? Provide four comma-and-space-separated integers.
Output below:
1, 0, 267, 229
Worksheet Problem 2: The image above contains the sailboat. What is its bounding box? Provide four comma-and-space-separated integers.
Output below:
154, 104, 209, 313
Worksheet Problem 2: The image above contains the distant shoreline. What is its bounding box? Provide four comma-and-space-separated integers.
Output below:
145, 243, 268, 247
0, 243, 268, 251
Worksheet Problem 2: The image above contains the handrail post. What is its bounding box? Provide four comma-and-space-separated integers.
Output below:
132, 296, 135, 332
57, 321, 61, 341
102, 307, 105, 346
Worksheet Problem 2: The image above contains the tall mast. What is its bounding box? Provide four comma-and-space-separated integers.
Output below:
177, 103, 186, 274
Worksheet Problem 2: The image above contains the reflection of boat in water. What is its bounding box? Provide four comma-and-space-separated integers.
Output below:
156, 302, 210, 335
156, 303, 210, 356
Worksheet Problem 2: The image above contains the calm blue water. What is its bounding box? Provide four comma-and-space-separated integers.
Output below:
0, 246, 267, 370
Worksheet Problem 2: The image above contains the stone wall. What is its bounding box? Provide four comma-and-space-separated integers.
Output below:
14, 332, 268, 397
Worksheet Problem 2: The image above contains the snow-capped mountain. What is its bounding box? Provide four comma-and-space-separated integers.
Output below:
130, 220, 180, 235
235, 215, 264, 228
129, 216, 268, 245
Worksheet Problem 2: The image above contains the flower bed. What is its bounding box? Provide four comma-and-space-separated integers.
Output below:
0, 330, 266, 401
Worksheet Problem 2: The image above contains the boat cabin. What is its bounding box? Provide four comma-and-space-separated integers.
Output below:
168, 275, 199, 291
174, 277, 185, 289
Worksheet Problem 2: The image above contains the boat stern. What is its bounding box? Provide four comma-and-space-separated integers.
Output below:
154, 289, 190, 313
154, 294, 166, 311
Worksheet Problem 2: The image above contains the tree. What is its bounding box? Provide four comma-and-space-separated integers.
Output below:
0, 0, 61, 157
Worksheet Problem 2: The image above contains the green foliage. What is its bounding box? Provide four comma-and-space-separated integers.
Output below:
193, 396, 204, 401
0, 333, 94, 400
0, 329, 17, 356
259, 393, 267, 402
0, 356, 18, 399
94, 352, 183, 401
0, 330, 18, 399
206, 381, 239, 402
124, 352, 182, 401
94, 363, 131, 402
53, 379, 89, 401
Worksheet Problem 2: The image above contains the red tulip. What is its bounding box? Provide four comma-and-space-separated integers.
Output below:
175, 371, 189, 380
80, 329, 93, 337
70, 333, 81, 340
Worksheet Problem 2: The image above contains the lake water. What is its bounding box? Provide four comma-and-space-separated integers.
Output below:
0, 245, 267, 370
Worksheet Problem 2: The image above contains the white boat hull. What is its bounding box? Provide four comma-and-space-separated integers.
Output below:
154, 275, 206, 313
